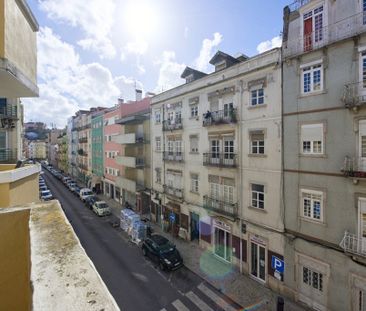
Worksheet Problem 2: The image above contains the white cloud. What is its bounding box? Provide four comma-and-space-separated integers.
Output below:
155, 51, 186, 93
39, 0, 117, 59
256, 35, 282, 54
23, 27, 143, 127
184, 26, 189, 39
195, 32, 223, 72
125, 40, 149, 56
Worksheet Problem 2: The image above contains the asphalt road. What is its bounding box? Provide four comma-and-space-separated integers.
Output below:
42, 169, 242, 311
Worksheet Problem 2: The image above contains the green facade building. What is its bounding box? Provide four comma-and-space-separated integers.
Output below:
91, 113, 104, 192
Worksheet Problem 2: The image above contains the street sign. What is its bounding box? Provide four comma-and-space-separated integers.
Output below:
169, 212, 175, 223
271, 256, 284, 274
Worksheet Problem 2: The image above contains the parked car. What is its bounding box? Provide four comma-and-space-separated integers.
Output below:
85, 196, 97, 209
141, 235, 183, 271
39, 185, 48, 192
92, 201, 111, 216
68, 182, 77, 192
79, 188, 94, 202
72, 185, 81, 195
40, 190, 53, 201
62, 176, 71, 185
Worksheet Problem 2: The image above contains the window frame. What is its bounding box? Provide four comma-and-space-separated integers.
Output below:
300, 188, 324, 222
249, 131, 265, 155
190, 173, 199, 193
300, 123, 324, 155
301, 62, 324, 94
250, 88, 265, 107
251, 183, 265, 209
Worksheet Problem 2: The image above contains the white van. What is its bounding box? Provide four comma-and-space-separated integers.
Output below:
79, 188, 94, 202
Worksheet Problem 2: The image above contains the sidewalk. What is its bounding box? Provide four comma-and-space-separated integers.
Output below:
100, 194, 307, 311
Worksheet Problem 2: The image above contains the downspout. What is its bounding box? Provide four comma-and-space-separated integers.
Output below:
238, 79, 244, 274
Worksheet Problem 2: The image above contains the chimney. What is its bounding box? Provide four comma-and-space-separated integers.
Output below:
135, 89, 142, 101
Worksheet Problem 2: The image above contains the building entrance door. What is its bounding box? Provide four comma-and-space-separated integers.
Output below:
250, 241, 266, 282
214, 227, 231, 262
110, 184, 114, 199
190, 212, 199, 241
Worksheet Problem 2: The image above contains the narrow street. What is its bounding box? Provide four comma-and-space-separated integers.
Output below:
43, 169, 243, 311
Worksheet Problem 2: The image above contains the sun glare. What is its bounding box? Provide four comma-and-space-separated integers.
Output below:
124, 2, 159, 38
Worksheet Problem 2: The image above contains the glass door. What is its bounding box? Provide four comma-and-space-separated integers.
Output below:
251, 242, 266, 282
214, 227, 231, 261
210, 139, 220, 165
359, 199, 366, 253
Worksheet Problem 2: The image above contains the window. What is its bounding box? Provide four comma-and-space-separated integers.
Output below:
303, 6, 323, 52
301, 189, 323, 221
155, 137, 161, 151
191, 105, 198, 118
302, 266, 323, 292
251, 184, 264, 209
190, 174, 199, 193
190, 135, 199, 153
155, 168, 161, 183
155, 110, 161, 124
251, 89, 264, 106
250, 131, 265, 154
167, 139, 174, 155
363, 0, 366, 25
302, 64, 323, 94
224, 138, 234, 160
301, 123, 324, 155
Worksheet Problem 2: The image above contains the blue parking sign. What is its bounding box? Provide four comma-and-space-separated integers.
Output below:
271, 256, 284, 274
169, 212, 175, 223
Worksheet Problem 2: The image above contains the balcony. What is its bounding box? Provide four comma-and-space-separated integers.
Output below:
287, 0, 311, 12
203, 195, 238, 219
0, 149, 17, 163
203, 153, 237, 168
163, 119, 183, 131
115, 156, 144, 168
0, 104, 18, 119
340, 231, 366, 258
163, 185, 184, 200
202, 108, 237, 127
343, 82, 366, 109
284, 11, 366, 58
79, 137, 88, 143
341, 156, 366, 180
163, 151, 184, 163
78, 163, 88, 170
112, 133, 146, 144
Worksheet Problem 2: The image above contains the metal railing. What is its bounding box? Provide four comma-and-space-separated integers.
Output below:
162, 151, 184, 162
343, 82, 366, 108
79, 137, 88, 143
341, 156, 366, 178
284, 12, 366, 57
287, 0, 311, 12
203, 153, 237, 167
203, 195, 238, 219
0, 105, 17, 119
340, 231, 366, 257
163, 185, 184, 199
163, 119, 183, 131
0, 148, 17, 163
202, 108, 237, 126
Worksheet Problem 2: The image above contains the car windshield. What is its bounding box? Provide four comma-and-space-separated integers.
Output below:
159, 242, 175, 254
84, 191, 93, 196
98, 203, 108, 209
42, 191, 50, 195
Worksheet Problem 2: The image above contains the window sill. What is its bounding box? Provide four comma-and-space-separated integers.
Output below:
248, 104, 267, 110
299, 153, 327, 158
189, 116, 200, 121
189, 152, 200, 155
298, 89, 327, 98
299, 216, 325, 226
248, 205, 267, 213
190, 190, 200, 195
248, 153, 267, 158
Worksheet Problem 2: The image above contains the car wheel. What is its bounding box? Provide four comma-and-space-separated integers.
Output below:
159, 262, 165, 271
142, 247, 147, 257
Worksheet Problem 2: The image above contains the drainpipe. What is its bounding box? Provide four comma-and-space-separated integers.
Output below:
238, 79, 244, 274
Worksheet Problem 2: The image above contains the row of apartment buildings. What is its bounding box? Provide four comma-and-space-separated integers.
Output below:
46, 0, 366, 310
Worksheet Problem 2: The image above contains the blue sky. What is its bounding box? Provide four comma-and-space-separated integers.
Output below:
24, 0, 289, 127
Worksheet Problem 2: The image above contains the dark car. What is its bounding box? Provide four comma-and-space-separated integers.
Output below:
72, 185, 81, 196
141, 235, 183, 271
84, 196, 97, 209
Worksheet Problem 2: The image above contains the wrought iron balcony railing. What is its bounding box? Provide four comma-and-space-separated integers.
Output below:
163, 185, 183, 200
203, 153, 237, 167
287, 0, 311, 12
284, 12, 366, 57
343, 82, 366, 108
136, 157, 145, 168
79, 137, 88, 143
341, 156, 366, 179
163, 119, 183, 131
162, 151, 184, 162
0, 105, 17, 119
0, 148, 17, 163
202, 108, 237, 126
340, 231, 366, 257
203, 195, 238, 219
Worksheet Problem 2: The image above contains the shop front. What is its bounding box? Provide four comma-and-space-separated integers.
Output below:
213, 218, 232, 262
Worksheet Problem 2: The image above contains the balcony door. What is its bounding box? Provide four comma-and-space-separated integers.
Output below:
303, 6, 323, 52
0, 131, 7, 162
359, 120, 366, 171
359, 198, 366, 253
359, 52, 366, 99
210, 139, 220, 165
